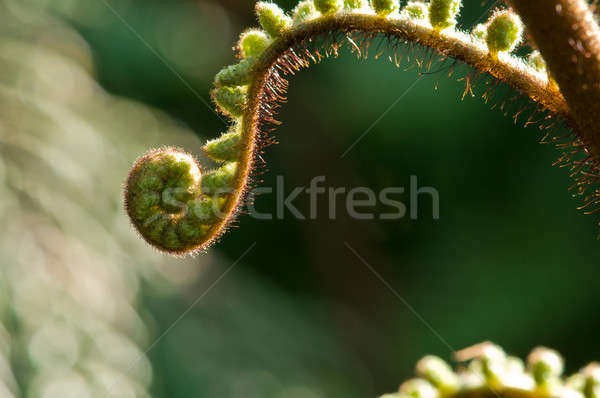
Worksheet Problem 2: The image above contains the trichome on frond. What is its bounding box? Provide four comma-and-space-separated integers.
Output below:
124, 0, 599, 255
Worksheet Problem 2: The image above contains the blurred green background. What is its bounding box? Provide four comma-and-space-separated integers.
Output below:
0, 0, 599, 397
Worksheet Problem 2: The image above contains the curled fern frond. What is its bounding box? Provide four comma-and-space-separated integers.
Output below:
124, 0, 600, 255
124, 148, 231, 255
380, 342, 598, 398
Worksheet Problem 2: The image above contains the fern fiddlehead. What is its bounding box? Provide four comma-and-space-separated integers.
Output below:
124, 0, 599, 255
379, 342, 599, 398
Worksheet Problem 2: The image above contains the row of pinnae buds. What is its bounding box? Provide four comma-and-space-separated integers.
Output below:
380, 342, 599, 398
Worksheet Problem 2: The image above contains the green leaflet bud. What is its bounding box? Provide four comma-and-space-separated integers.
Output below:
293, 0, 319, 23
256, 2, 292, 37
201, 162, 238, 195
345, 0, 368, 9
215, 59, 253, 87
472, 23, 487, 41
429, 0, 462, 30
371, 0, 399, 16
528, 50, 546, 72
485, 10, 523, 54
314, 0, 343, 14
213, 86, 247, 117
203, 125, 242, 162
527, 347, 564, 386
399, 379, 439, 398
404, 1, 428, 20
238, 29, 271, 58
416, 356, 459, 394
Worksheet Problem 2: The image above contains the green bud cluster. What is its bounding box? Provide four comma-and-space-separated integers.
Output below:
380, 343, 600, 398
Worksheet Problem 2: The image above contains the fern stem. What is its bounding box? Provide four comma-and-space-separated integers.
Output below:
232, 14, 570, 252
126, 3, 597, 254
509, 0, 600, 160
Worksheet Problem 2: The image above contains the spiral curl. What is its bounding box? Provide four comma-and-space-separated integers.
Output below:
124, 0, 589, 255
124, 148, 235, 255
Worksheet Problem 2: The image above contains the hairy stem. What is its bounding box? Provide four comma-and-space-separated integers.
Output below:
236, 13, 570, 242
127, 3, 599, 255
207, 13, 572, 252
509, 0, 600, 159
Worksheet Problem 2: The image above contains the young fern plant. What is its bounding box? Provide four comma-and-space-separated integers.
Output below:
379, 342, 600, 398
124, 0, 600, 255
